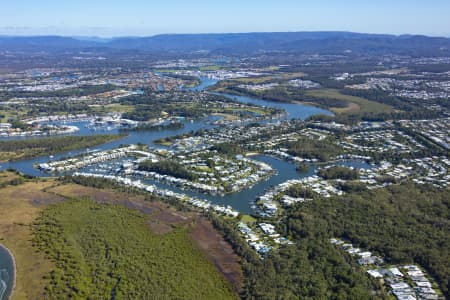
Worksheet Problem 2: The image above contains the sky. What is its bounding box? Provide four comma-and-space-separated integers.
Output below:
1, 0, 449, 37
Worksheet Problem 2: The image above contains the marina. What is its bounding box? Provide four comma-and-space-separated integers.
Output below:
0, 78, 339, 214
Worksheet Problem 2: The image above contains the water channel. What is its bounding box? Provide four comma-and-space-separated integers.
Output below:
0, 78, 369, 215
0, 78, 371, 295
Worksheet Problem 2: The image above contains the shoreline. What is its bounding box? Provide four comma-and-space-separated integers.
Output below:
0, 244, 16, 300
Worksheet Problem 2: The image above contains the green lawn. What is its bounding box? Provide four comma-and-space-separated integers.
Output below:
240, 214, 257, 224
33, 199, 236, 299
89, 103, 135, 114
225, 106, 273, 116
0, 108, 31, 123
195, 165, 213, 172
199, 65, 221, 71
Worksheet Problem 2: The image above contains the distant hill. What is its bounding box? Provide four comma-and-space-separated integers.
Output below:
0, 36, 99, 51
1, 32, 449, 56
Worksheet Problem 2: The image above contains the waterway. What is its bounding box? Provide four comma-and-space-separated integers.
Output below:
0, 245, 14, 300
191, 77, 333, 119
0, 78, 367, 295
0, 77, 361, 215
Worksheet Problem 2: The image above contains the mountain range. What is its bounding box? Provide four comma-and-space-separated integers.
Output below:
1, 31, 449, 56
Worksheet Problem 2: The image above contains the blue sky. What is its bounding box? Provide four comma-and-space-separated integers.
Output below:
1, 0, 449, 37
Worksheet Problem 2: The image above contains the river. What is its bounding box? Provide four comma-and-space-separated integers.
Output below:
0, 245, 14, 300
0, 78, 368, 215
193, 77, 332, 119
0, 78, 366, 296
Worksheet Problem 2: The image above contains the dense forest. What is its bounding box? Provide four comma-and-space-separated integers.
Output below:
212, 142, 245, 156
138, 159, 197, 181
215, 84, 350, 109
209, 214, 384, 299
32, 199, 236, 299
342, 87, 450, 112
61, 173, 449, 299
318, 166, 359, 180
283, 137, 343, 161
120, 121, 183, 132
306, 108, 442, 125
285, 184, 316, 199
0, 134, 125, 162
210, 182, 449, 299
284, 182, 450, 298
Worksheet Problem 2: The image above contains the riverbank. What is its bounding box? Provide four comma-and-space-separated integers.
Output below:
208, 81, 391, 116
0, 244, 16, 300
215, 92, 333, 120
0, 77, 335, 215
0, 134, 127, 163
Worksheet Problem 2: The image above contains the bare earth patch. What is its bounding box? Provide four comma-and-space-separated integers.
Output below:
331, 102, 361, 113
190, 218, 243, 293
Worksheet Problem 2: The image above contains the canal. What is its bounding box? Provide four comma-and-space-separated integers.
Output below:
0, 78, 359, 296
0, 77, 362, 215
0, 78, 367, 214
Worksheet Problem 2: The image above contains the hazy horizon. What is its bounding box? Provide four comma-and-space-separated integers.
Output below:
0, 30, 449, 39
1, 0, 450, 38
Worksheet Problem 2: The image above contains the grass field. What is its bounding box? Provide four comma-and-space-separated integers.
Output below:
305, 89, 393, 114
0, 108, 31, 123
240, 214, 257, 224
199, 65, 222, 71
153, 69, 179, 73
263, 66, 282, 71
0, 178, 60, 299
89, 103, 135, 114
0, 172, 241, 299
212, 113, 240, 121
0, 171, 21, 186
225, 106, 273, 116
229, 72, 306, 84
